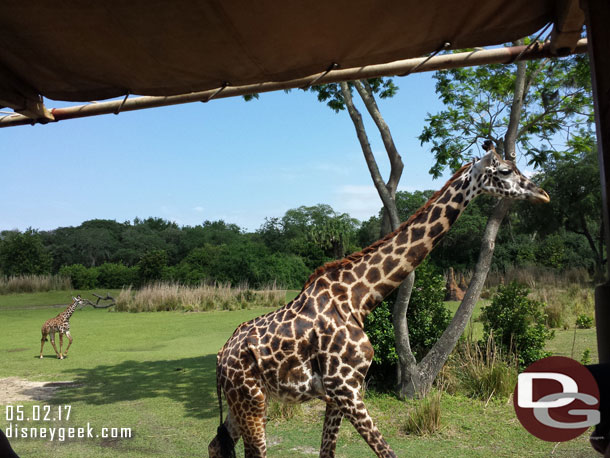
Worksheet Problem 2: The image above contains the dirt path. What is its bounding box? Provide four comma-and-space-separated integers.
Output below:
0, 377, 78, 404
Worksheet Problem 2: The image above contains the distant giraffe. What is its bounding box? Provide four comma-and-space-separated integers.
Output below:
39, 296, 83, 359
208, 143, 550, 458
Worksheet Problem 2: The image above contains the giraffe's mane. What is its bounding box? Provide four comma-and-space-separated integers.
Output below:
300, 162, 473, 291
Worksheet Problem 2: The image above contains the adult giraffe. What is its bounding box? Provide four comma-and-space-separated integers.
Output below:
209, 143, 549, 458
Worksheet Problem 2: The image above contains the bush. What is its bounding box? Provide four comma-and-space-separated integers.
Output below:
59, 264, 98, 289
137, 250, 168, 285
364, 301, 397, 383
576, 314, 594, 329
407, 262, 451, 359
96, 262, 137, 289
480, 282, 554, 368
364, 261, 450, 388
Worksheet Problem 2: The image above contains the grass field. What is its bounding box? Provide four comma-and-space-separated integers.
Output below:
0, 292, 599, 457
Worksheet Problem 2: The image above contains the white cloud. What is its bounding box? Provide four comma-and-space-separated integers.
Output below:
332, 185, 381, 221
193, 206, 204, 213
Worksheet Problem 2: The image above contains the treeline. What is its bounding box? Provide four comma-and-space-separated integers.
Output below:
0, 149, 602, 289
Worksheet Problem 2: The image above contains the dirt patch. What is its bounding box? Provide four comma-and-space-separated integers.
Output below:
0, 377, 80, 404
290, 445, 318, 455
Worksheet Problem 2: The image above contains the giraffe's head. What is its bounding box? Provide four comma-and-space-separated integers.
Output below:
471, 144, 550, 204
71, 295, 84, 308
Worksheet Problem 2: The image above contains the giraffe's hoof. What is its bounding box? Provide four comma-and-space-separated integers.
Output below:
39, 355, 43, 359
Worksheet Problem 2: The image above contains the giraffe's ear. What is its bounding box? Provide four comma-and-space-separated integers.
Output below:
473, 150, 495, 172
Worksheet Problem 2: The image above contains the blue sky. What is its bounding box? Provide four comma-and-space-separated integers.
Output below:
1, 73, 491, 232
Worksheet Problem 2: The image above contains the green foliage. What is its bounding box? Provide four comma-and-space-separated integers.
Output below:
96, 262, 138, 289
257, 204, 359, 270
365, 301, 398, 368
0, 229, 52, 276
419, 50, 592, 177
137, 250, 169, 285
576, 314, 594, 329
59, 264, 98, 289
407, 262, 451, 359
310, 78, 398, 112
365, 262, 450, 386
480, 282, 554, 367
580, 348, 592, 365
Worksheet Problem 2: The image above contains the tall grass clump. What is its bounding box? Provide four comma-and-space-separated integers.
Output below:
266, 399, 303, 421
0, 274, 71, 294
485, 266, 590, 289
447, 335, 518, 401
115, 282, 286, 312
402, 390, 442, 436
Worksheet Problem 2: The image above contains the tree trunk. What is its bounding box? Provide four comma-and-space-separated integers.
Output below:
339, 81, 418, 397
417, 199, 512, 391
399, 54, 528, 397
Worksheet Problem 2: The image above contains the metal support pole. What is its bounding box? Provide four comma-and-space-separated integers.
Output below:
584, 0, 610, 366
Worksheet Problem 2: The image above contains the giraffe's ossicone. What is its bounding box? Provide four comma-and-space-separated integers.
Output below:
208, 144, 549, 458
39, 296, 83, 360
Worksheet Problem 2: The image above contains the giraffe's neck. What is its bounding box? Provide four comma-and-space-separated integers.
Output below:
62, 302, 78, 320
337, 164, 478, 324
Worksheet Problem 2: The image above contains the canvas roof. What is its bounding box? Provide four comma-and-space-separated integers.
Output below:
0, 0, 584, 119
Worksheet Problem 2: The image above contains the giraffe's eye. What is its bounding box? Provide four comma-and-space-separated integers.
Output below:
499, 168, 512, 176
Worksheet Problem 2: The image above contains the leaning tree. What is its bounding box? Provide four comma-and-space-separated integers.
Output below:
413, 39, 593, 396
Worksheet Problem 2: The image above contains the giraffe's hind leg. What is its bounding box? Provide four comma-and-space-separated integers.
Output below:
39, 332, 47, 358
208, 411, 241, 458
228, 390, 267, 458
63, 331, 73, 357
48, 332, 62, 359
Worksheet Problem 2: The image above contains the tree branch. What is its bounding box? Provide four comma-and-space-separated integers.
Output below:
339, 82, 400, 228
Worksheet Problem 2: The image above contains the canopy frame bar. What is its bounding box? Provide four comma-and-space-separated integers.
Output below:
0, 38, 588, 128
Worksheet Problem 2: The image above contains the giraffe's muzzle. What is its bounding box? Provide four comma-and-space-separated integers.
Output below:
530, 188, 550, 204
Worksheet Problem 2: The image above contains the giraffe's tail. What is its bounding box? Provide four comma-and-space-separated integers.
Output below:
215, 351, 235, 458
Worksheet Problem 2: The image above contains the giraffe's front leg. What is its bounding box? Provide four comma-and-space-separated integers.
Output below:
59, 333, 64, 357
39, 332, 47, 358
63, 331, 73, 357
48, 332, 62, 359
319, 403, 344, 458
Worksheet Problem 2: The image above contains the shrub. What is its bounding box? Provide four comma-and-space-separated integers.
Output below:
364, 301, 397, 383
576, 314, 594, 329
137, 250, 168, 285
96, 262, 137, 289
59, 264, 98, 289
581, 348, 592, 365
407, 262, 451, 359
364, 261, 450, 388
402, 390, 442, 436
480, 282, 553, 368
